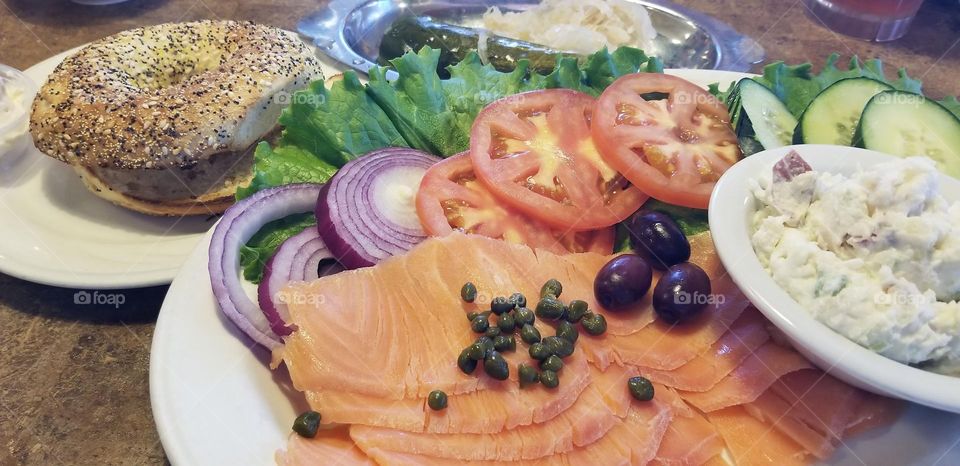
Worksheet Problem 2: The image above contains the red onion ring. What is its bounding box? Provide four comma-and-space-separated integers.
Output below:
316, 148, 441, 269
258, 227, 342, 336
208, 183, 323, 348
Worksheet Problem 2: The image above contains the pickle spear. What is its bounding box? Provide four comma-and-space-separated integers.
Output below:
378, 14, 574, 74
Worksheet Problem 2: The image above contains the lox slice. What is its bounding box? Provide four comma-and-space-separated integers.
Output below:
643, 307, 770, 392
303, 350, 591, 434
277, 429, 375, 466
360, 382, 674, 466
348, 365, 635, 462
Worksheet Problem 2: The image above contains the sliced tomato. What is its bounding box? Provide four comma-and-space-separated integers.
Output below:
592, 73, 741, 209
416, 153, 615, 255
469, 89, 648, 231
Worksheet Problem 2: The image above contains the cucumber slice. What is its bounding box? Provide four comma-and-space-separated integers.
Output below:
736, 79, 797, 150
794, 78, 893, 145
856, 91, 960, 178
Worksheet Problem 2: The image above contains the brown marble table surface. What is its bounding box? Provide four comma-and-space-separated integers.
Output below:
0, 0, 957, 464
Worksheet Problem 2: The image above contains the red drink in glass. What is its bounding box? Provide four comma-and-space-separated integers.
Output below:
804, 0, 926, 41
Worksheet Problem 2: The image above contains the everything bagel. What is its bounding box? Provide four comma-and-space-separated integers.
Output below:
30, 20, 323, 216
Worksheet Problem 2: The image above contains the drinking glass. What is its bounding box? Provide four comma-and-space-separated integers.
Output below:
803, 0, 926, 41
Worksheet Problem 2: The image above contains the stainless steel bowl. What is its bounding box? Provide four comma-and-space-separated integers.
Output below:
299, 0, 764, 74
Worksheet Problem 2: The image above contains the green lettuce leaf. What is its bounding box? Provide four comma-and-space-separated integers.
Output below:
279, 75, 409, 166
236, 143, 337, 199
580, 47, 663, 95
239, 213, 317, 283
754, 54, 923, 117
366, 48, 469, 155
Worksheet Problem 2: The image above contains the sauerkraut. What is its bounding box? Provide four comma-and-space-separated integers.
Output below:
481, 0, 657, 55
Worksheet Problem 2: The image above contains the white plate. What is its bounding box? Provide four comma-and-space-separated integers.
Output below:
0, 48, 342, 289
709, 144, 960, 414
151, 71, 960, 466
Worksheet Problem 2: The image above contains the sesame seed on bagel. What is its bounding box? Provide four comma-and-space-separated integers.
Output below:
30, 20, 323, 215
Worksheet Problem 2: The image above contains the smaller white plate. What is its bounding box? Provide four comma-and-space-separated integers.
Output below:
0, 47, 342, 289
709, 144, 960, 414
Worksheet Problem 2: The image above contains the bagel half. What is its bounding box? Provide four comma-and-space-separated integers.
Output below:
30, 20, 323, 216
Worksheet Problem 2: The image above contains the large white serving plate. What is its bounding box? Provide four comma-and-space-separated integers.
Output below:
0, 47, 341, 289
151, 69, 960, 465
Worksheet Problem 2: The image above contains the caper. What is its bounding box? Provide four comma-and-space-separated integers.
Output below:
461, 282, 478, 302
520, 324, 542, 344
498, 313, 516, 333
543, 336, 574, 358
471, 314, 490, 333
465, 342, 486, 361
466, 312, 479, 322
628, 376, 655, 401
529, 342, 551, 360
475, 336, 495, 356
540, 355, 563, 372
457, 345, 477, 374
518, 363, 539, 388
491, 296, 513, 315
484, 351, 510, 380
428, 390, 448, 410
540, 369, 559, 388
566, 300, 588, 323
556, 321, 579, 343
493, 335, 516, 352
292, 411, 321, 438
509, 292, 527, 308
514, 307, 535, 326
485, 326, 502, 338
536, 296, 566, 321
581, 312, 607, 336
540, 278, 563, 298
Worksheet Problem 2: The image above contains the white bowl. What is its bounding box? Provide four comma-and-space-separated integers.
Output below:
0, 63, 37, 161
709, 144, 960, 413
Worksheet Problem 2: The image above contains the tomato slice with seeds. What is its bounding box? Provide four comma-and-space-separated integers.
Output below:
416, 153, 615, 255
592, 73, 741, 209
469, 89, 648, 231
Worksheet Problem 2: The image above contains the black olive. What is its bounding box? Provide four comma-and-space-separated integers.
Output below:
626, 210, 691, 270
594, 254, 653, 310
652, 262, 712, 324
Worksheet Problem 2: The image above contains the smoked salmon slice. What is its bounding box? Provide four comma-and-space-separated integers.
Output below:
347, 366, 636, 462
708, 406, 810, 466
652, 387, 725, 466
277, 429, 375, 466
303, 350, 591, 434
678, 343, 811, 412
643, 308, 770, 392
273, 232, 900, 465
744, 370, 864, 459
358, 392, 674, 466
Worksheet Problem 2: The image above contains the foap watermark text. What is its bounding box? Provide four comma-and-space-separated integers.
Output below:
74, 290, 126, 309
